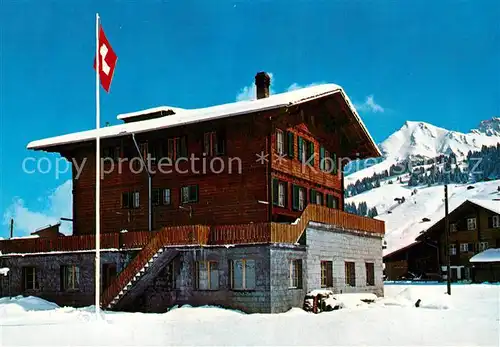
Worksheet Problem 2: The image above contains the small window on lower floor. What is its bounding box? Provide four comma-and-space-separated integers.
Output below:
195, 261, 219, 290
321, 261, 333, 287
365, 262, 375, 286
345, 262, 356, 287
61, 265, 80, 291
22, 267, 39, 290
181, 185, 198, 204
289, 259, 303, 288
229, 259, 256, 290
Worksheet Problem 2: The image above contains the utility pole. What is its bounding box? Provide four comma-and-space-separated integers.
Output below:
444, 184, 451, 295
9, 219, 13, 239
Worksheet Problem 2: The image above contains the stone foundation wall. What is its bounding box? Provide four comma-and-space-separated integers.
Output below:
0, 251, 135, 307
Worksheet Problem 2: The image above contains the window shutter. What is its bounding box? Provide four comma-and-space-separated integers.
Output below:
191, 185, 199, 202
308, 142, 314, 166
298, 137, 303, 162
488, 216, 493, 228
333, 153, 338, 174
122, 192, 129, 208
283, 182, 288, 208
320, 147, 325, 170
292, 185, 299, 210
287, 132, 294, 158
272, 178, 279, 206
310, 189, 316, 204
216, 131, 226, 155
468, 243, 474, 252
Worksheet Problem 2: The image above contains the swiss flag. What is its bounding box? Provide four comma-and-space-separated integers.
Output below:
93, 26, 117, 93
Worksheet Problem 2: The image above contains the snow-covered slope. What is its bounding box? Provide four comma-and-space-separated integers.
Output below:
380, 119, 500, 161
345, 118, 500, 255
347, 179, 500, 255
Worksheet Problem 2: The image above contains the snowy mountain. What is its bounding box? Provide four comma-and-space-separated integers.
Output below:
344, 118, 500, 256
472, 117, 500, 137
380, 118, 500, 161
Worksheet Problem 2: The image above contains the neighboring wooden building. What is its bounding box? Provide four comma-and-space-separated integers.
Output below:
0, 72, 385, 313
383, 241, 439, 280
385, 198, 500, 282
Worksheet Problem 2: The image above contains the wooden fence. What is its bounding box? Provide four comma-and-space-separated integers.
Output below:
0, 206, 384, 254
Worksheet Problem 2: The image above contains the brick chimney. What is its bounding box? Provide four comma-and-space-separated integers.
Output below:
255, 72, 271, 99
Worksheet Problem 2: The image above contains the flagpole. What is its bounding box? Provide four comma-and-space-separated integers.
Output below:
95, 12, 101, 318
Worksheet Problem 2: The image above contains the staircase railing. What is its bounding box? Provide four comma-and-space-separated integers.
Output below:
101, 225, 209, 309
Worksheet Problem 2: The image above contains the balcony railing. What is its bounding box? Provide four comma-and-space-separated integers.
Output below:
0, 205, 384, 255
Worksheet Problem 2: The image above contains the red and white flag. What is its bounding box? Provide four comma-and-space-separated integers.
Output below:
93, 26, 117, 92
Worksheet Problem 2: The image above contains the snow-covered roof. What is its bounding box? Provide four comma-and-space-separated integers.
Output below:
470, 248, 500, 263
414, 198, 500, 242
467, 199, 500, 215
27, 84, 381, 156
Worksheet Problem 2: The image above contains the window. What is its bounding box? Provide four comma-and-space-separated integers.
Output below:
278, 182, 286, 207
366, 262, 375, 286
449, 244, 457, 255
61, 265, 80, 291
287, 131, 294, 158
320, 147, 333, 172
467, 218, 477, 230
181, 185, 198, 204
229, 259, 256, 290
276, 129, 285, 155
292, 185, 306, 211
310, 189, 323, 205
489, 215, 500, 228
23, 267, 38, 290
450, 223, 457, 232
203, 131, 225, 156
152, 188, 171, 206
289, 260, 303, 288
321, 261, 333, 288
345, 262, 356, 287
163, 188, 171, 205
272, 179, 287, 208
460, 243, 474, 253
298, 136, 311, 163
167, 136, 188, 160
121, 191, 140, 209
478, 242, 489, 252
326, 194, 338, 209
195, 261, 219, 290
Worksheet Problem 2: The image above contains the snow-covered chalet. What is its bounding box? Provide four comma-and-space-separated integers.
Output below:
0, 72, 385, 313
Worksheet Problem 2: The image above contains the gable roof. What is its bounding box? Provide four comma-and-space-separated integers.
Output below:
416, 198, 500, 241
27, 84, 381, 156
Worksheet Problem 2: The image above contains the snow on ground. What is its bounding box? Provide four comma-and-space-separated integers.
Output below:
0, 284, 498, 346
346, 179, 500, 256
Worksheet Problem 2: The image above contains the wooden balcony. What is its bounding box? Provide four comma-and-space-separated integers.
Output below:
0, 205, 383, 255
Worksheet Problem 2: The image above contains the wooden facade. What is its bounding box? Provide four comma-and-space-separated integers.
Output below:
385, 200, 500, 282
42, 91, 378, 236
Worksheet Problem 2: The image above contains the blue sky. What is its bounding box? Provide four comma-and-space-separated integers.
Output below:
0, 1, 499, 237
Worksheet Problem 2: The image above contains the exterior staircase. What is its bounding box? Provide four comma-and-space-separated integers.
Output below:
101, 225, 209, 310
